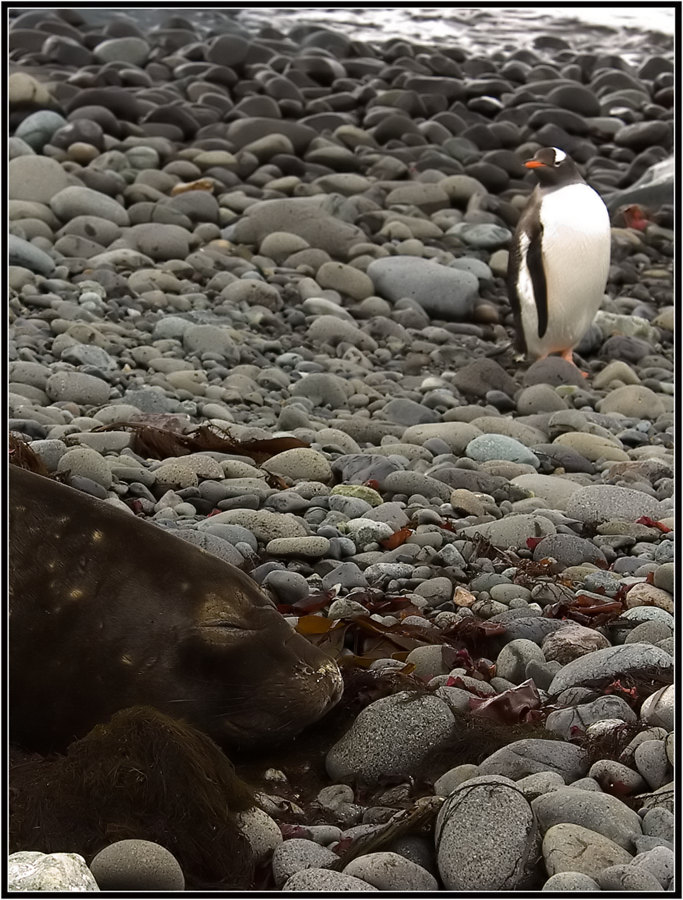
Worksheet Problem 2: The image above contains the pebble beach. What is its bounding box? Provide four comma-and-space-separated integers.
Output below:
8, 5, 675, 893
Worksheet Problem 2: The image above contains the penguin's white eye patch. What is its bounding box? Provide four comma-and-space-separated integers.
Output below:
552, 147, 567, 164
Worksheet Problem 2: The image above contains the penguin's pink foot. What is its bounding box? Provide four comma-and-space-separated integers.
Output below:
560, 348, 588, 378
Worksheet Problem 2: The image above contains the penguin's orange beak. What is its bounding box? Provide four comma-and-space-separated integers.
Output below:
525, 160, 546, 168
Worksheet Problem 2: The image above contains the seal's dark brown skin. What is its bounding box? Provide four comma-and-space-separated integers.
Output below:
9, 466, 342, 753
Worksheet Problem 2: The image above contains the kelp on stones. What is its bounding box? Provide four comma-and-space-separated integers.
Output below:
93, 420, 310, 464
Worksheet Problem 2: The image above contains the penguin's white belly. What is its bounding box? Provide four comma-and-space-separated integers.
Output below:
519, 183, 610, 358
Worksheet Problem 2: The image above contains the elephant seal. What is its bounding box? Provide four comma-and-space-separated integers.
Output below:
9, 466, 343, 753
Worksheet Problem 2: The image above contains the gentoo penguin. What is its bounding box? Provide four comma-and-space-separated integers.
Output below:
507, 146, 610, 367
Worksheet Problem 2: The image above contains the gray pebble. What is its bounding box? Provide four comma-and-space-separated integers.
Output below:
598, 863, 664, 891
653, 562, 674, 593
436, 775, 538, 890
263, 570, 310, 603
532, 786, 642, 850
308, 315, 377, 351
453, 358, 517, 400
221, 279, 283, 311
565, 484, 665, 526
533, 534, 608, 571
598, 384, 666, 419
326, 692, 455, 783
89, 839, 184, 891
234, 806, 282, 863
174, 529, 244, 568
363, 561, 414, 582
197, 523, 258, 552
640, 685, 674, 731
232, 196, 364, 258
51, 185, 129, 226
291, 372, 350, 408
458, 513, 556, 550
413, 577, 453, 606
322, 539, 357, 564
152, 462, 199, 489
8, 233, 55, 275
16, 109, 67, 151
516, 383, 567, 414
93, 36, 150, 66
634, 740, 672, 790
489, 583, 532, 604
548, 643, 673, 696
382, 398, 440, 426
206, 510, 307, 542
9, 154, 69, 202
588, 759, 647, 794
367, 256, 477, 320
263, 448, 333, 484
478, 738, 587, 782
515, 771, 566, 802
326, 598, 369, 619
642, 808, 674, 843
511, 473, 581, 510
343, 851, 438, 891
306, 824, 343, 845
128, 223, 191, 262
56, 446, 113, 488
545, 695, 637, 740
433, 763, 481, 795
541, 623, 610, 665
402, 422, 482, 453
266, 536, 330, 557
542, 824, 632, 880
448, 222, 511, 248
183, 324, 239, 363
466, 434, 540, 467
630, 846, 674, 889
25, 438, 67, 471
283, 868, 377, 891
272, 839, 338, 888
405, 645, 450, 678
61, 344, 118, 371
495, 639, 546, 684
622, 606, 674, 628
328, 495, 373, 518
633, 834, 673, 854
321, 562, 368, 591
542, 871, 601, 891
8, 852, 99, 892
265, 490, 309, 512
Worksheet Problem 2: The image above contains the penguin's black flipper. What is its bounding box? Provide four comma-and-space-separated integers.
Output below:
506, 224, 527, 354
508, 187, 550, 350
526, 219, 548, 339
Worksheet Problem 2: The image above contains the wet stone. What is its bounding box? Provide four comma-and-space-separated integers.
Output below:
8, 852, 99, 892
436, 775, 539, 891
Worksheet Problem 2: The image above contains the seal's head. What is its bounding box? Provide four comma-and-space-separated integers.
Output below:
178, 588, 344, 748
9, 466, 342, 753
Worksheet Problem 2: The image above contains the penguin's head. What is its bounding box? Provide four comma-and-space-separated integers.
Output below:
524, 147, 584, 187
